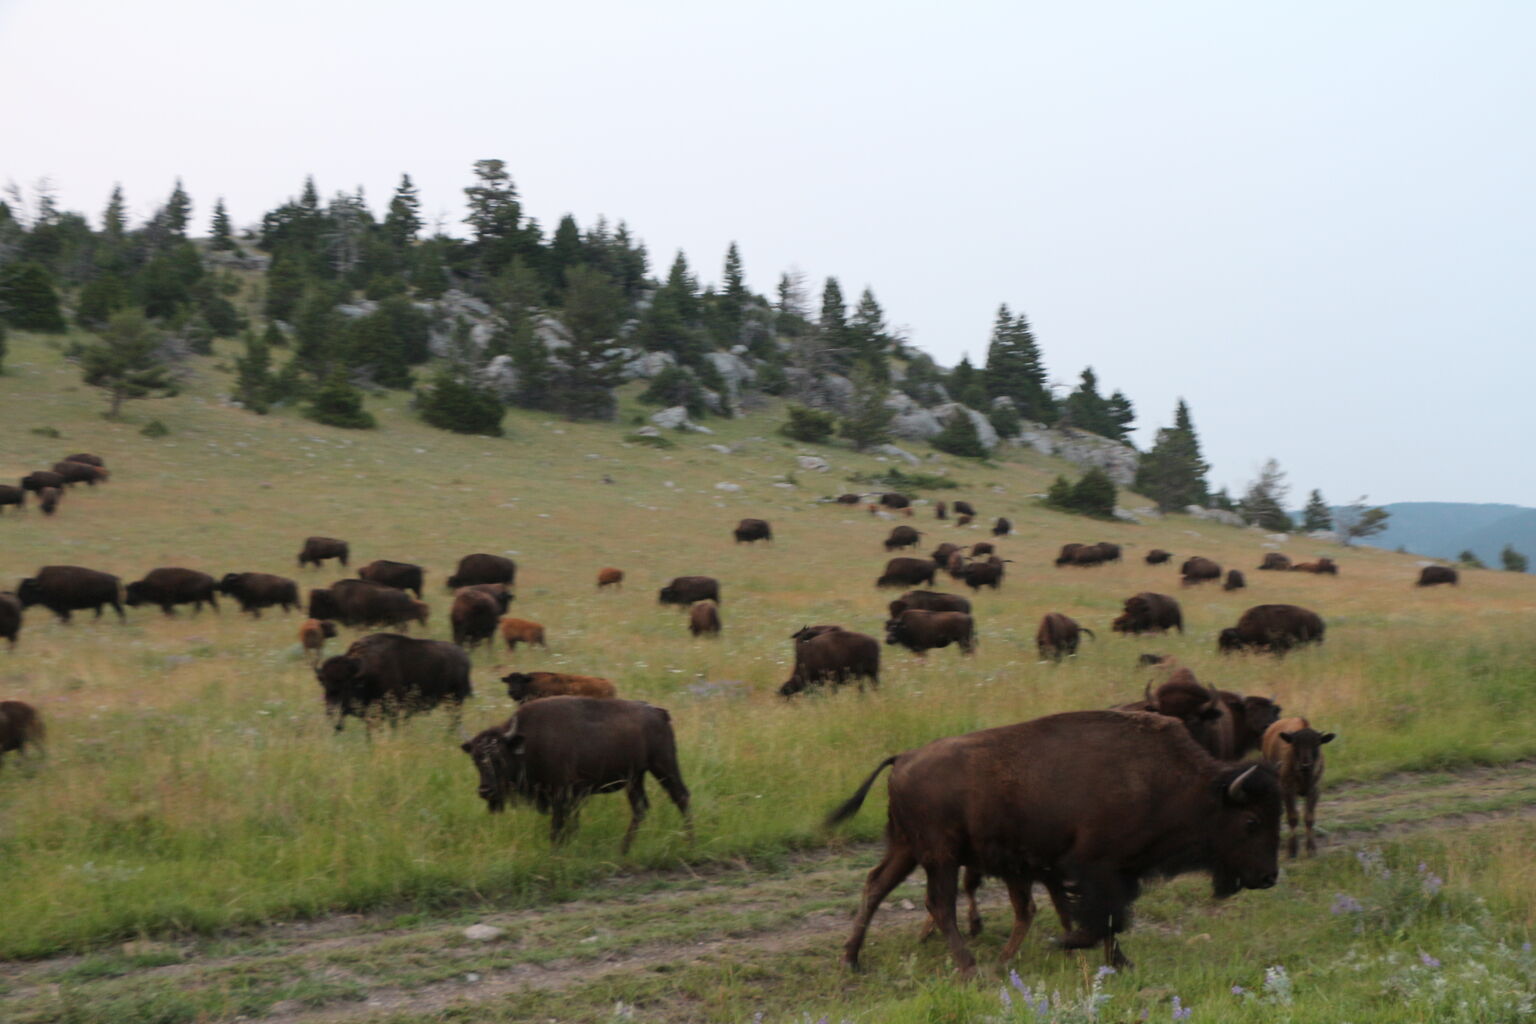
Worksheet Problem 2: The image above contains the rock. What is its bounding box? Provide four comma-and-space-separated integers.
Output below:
1113, 509, 1142, 523
1185, 505, 1246, 528
783, 369, 855, 415
463, 924, 506, 942
714, 482, 742, 492
933, 404, 1000, 450
873, 443, 920, 466
623, 350, 676, 380
650, 407, 693, 431
1129, 505, 1161, 520
479, 355, 518, 402
634, 425, 660, 437
1308, 529, 1341, 543
1015, 424, 1139, 485
336, 299, 380, 319
888, 407, 944, 443
797, 455, 830, 472
705, 444, 733, 454
773, 482, 795, 488
532, 314, 572, 352
705, 351, 756, 398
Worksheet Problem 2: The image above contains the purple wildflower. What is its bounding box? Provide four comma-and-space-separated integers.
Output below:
1420, 952, 1442, 968
1010, 969, 1027, 994
1332, 893, 1364, 914
1231, 985, 1246, 995
1171, 994, 1193, 1020
999, 987, 1013, 1011
1097, 965, 1117, 980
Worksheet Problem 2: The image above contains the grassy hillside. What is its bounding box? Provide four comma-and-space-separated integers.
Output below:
2, 329, 1535, 1019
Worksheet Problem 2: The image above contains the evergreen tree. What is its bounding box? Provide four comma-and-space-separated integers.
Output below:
463, 159, 528, 276
210, 197, 237, 251
818, 276, 848, 365
1302, 490, 1333, 532
344, 311, 413, 389
233, 329, 275, 413
508, 318, 554, 411
900, 352, 947, 406
548, 264, 625, 419
0, 262, 66, 331
774, 270, 810, 337
137, 241, 203, 318
1501, 545, 1529, 573
1240, 458, 1293, 531
303, 369, 375, 429
932, 408, 987, 458
780, 404, 836, 443
1458, 550, 1485, 568
946, 355, 987, 409
1045, 475, 1074, 510
983, 305, 1055, 422
610, 222, 649, 300
846, 288, 890, 378
1070, 468, 1118, 518
411, 238, 449, 298
1061, 367, 1126, 439
545, 214, 584, 292
263, 319, 289, 348
76, 273, 131, 327
291, 286, 344, 370
163, 178, 192, 238
416, 364, 505, 436
639, 365, 708, 419
1105, 391, 1135, 442
1209, 486, 1236, 511
96, 184, 129, 272
1133, 399, 1210, 512
382, 174, 422, 252
263, 251, 308, 320
74, 309, 179, 418
1334, 496, 1391, 546
711, 241, 748, 346
988, 400, 1021, 439
636, 252, 707, 366
839, 364, 893, 450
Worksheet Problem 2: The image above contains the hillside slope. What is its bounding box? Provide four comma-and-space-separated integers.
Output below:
1358, 501, 1536, 568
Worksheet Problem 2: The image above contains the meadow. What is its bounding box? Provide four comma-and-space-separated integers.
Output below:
1, 330, 1534, 1021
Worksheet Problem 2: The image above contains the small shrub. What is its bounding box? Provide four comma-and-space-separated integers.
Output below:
29, 426, 61, 438
780, 404, 836, 443
847, 466, 960, 491
415, 367, 505, 437
931, 409, 988, 458
624, 432, 676, 448
303, 372, 376, 430
1044, 468, 1118, 519
140, 419, 170, 438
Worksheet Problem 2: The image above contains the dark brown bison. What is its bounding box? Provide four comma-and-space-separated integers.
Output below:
0, 485, 23, 513
450, 587, 502, 648
885, 609, 976, 656
0, 701, 45, 767
299, 618, 338, 663
733, 518, 773, 543
1417, 565, 1458, 587
876, 557, 937, 588
1121, 669, 1278, 762
445, 553, 516, 589
929, 542, 961, 567
298, 536, 349, 569
658, 576, 720, 607
934, 501, 948, 520
888, 591, 972, 618
1145, 549, 1172, 565
1055, 542, 1103, 567
21, 471, 65, 494
357, 559, 424, 597
991, 517, 1011, 537
317, 633, 471, 731
1262, 717, 1335, 858
125, 568, 220, 615
1290, 557, 1339, 575
835, 493, 863, 505
1095, 542, 1122, 563
953, 500, 976, 517
1111, 592, 1183, 635
499, 617, 547, 651
1224, 569, 1247, 591
1036, 612, 1093, 661
955, 514, 974, 527
308, 580, 427, 630
945, 550, 969, 578
597, 567, 624, 589
1257, 552, 1292, 571
829, 710, 1280, 973
969, 542, 994, 557
0, 593, 21, 648
687, 600, 721, 637
780, 628, 881, 695
461, 696, 691, 852
218, 572, 301, 617
52, 461, 108, 486
1180, 556, 1222, 585
880, 492, 911, 509
458, 583, 512, 614
884, 525, 923, 551
1219, 604, 1325, 655
959, 556, 1007, 590
38, 487, 60, 516
64, 453, 105, 467
17, 566, 123, 623
502, 671, 616, 702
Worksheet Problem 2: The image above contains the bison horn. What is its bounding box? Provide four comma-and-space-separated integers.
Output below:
1226, 764, 1258, 803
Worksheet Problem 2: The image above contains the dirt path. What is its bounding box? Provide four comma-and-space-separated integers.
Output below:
5, 761, 1535, 1024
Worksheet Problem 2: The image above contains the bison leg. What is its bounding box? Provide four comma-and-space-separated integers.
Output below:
550, 801, 580, 846
842, 843, 918, 971
650, 761, 693, 843
620, 778, 650, 854
918, 865, 984, 943
998, 874, 1038, 962
110, 599, 124, 622
1303, 787, 1319, 857
1283, 787, 1300, 859
924, 861, 976, 975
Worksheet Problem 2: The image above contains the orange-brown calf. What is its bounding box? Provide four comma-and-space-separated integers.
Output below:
597, 567, 624, 589
501, 671, 616, 702
299, 618, 338, 662
1261, 716, 1335, 857
499, 617, 547, 651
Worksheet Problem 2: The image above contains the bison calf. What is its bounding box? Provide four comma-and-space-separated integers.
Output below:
499, 617, 548, 651
502, 671, 617, 703
597, 567, 624, 589
1036, 612, 1093, 661
1262, 717, 1334, 857
0, 700, 45, 767
300, 618, 338, 663
688, 600, 721, 637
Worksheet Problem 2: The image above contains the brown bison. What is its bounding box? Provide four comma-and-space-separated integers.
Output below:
1111, 592, 1183, 635
835, 493, 863, 504
1262, 717, 1335, 858
218, 572, 301, 617
299, 618, 338, 663
317, 633, 471, 731
969, 542, 994, 557
876, 557, 937, 589
17, 566, 124, 623
20, 471, 65, 494
1180, 556, 1222, 585
959, 556, 1007, 590
888, 590, 972, 618
1257, 552, 1292, 571
1224, 569, 1247, 591
688, 600, 721, 637
0, 700, 45, 767
1290, 557, 1338, 575
308, 580, 427, 630
502, 671, 616, 702
829, 710, 1280, 973
781, 628, 881, 695
1055, 542, 1103, 567
52, 461, 108, 486
597, 567, 625, 589
880, 492, 911, 509
445, 553, 516, 589
461, 696, 691, 852
499, 617, 548, 651
733, 518, 773, 543
1036, 612, 1093, 661
38, 487, 60, 516
1145, 549, 1172, 565
298, 536, 349, 569
357, 559, 424, 598
1119, 670, 1280, 762
64, 453, 105, 467
885, 609, 975, 656
1416, 565, 1458, 587
955, 514, 974, 527
658, 575, 720, 606
992, 517, 1011, 537
450, 587, 502, 648
944, 550, 969, 578
934, 501, 948, 520
458, 583, 512, 614
929, 542, 961, 567
1219, 604, 1325, 655
953, 500, 976, 517
0, 593, 21, 648
1095, 542, 1122, 563
125, 568, 220, 615
884, 525, 923, 551
0, 485, 24, 513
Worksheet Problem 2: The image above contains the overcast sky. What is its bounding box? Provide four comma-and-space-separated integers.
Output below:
3, 0, 1532, 506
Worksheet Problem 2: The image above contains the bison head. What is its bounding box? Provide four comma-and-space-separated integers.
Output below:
1207, 763, 1282, 898
501, 672, 534, 702
1277, 727, 1334, 782
217, 573, 242, 595
1217, 628, 1246, 653
777, 672, 809, 698
307, 589, 340, 621
882, 618, 907, 647
16, 578, 41, 608
791, 624, 840, 643
657, 587, 676, 604
123, 582, 147, 607
316, 656, 363, 730
461, 725, 525, 812
1110, 613, 1134, 634
1241, 696, 1283, 739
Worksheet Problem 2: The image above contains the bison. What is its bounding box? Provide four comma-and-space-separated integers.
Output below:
445, 553, 516, 589
1257, 552, 1292, 571
888, 590, 972, 618
1416, 565, 1458, 587
17, 566, 124, 623
829, 710, 1280, 973
357, 559, 424, 597
64, 453, 105, 467
952, 500, 976, 517
884, 525, 922, 551
0, 700, 45, 767
38, 487, 60, 516
1224, 569, 1246, 591
125, 568, 220, 615
1111, 592, 1183, 635
308, 579, 427, 630
945, 550, 969, 578
458, 583, 512, 614
298, 536, 349, 569
1219, 604, 1325, 655
1119, 671, 1279, 762
934, 501, 948, 520
52, 461, 108, 486
658, 576, 721, 607
1055, 542, 1103, 568
0, 485, 23, 513
688, 600, 721, 637
880, 492, 911, 510
929, 542, 961, 567
955, 514, 974, 527
959, 556, 1007, 591
969, 542, 994, 557
992, 517, 1012, 537
1262, 717, 1335, 858
780, 628, 880, 695
835, 493, 863, 505
317, 633, 471, 731
734, 518, 773, 544
0, 593, 21, 648
1145, 549, 1172, 565
597, 567, 625, 589
218, 572, 301, 617
461, 696, 691, 852
876, 557, 936, 589
1180, 556, 1222, 585
884, 609, 975, 656
450, 587, 502, 649
299, 618, 338, 663
1036, 612, 1093, 661
502, 671, 616, 703
499, 617, 548, 651
20, 471, 65, 494
1290, 558, 1338, 575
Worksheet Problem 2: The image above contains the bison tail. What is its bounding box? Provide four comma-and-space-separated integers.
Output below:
825, 755, 900, 828
1080, 627, 1097, 641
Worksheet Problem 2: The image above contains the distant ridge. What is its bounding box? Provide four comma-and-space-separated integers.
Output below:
1355, 502, 1536, 569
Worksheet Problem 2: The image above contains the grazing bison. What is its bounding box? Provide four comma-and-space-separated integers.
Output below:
308, 579, 427, 630
20, 471, 65, 494
0, 593, 21, 648
1219, 604, 1325, 655
64, 453, 105, 467
317, 633, 471, 731
835, 493, 863, 505
1257, 552, 1292, 571
357, 559, 424, 597
945, 550, 969, 578
38, 487, 60, 516
125, 568, 220, 615
1095, 542, 1122, 563
1262, 717, 1335, 858
299, 618, 338, 663
929, 542, 961, 568
1290, 557, 1338, 575
0, 485, 24, 513
955, 514, 974, 527
959, 556, 1007, 591
462, 696, 691, 852
597, 567, 625, 589
885, 609, 976, 656
880, 492, 911, 510
445, 553, 516, 589
1055, 542, 1103, 568
1119, 670, 1279, 762
1224, 569, 1247, 591
52, 461, 107, 486
1180, 556, 1222, 585
502, 671, 616, 703
298, 536, 349, 569
876, 557, 937, 589
1417, 565, 1458, 587
1145, 549, 1172, 565
780, 628, 881, 695
884, 525, 923, 551
17, 566, 123, 623
1111, 592, 1183, 635
953, 500, 976, 517
992, 517, 1011, 537
733, 518, 773, 544
658, 576, 721, 607
1036, 612, 1093, 661
499, 617, 548, 651
688, 600, 721, 637
450, 587, 502, 648
0, 701, 45, 767
934, 501, 948, 520
888, 591, 971, 618
218, 572, 301, 617
829, 710, 1280, 973
969, 542, 994, 557
457, 583, 511, 614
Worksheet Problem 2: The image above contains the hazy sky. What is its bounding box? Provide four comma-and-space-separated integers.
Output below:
3, 0, 1532, 505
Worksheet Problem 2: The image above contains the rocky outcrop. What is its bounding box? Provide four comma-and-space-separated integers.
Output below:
651, 406, 712, 433
1185, 505, 1246, 528
1014, 425, 1139, 485
783, 369, 855, 415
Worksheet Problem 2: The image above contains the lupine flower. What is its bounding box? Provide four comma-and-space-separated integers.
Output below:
1420, 952, 1442, 968
1171, 994, 1193, 1020
1097, 965, 1117, 980
1332, 893, 1364, 914
1231, 985, 1246, 995
1000, 987, 1013, 1011
1010, 969, 1027, 994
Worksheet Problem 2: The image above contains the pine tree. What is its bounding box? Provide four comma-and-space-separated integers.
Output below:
639, 365, 708, 419
1302, 490, 1333, 532
546, 214, 584, 291
932, 408, 987, 458
636, 252, 707, 366
774, 270, 810, 337
847, 288, 890, 378
303, 369, 376, 429
1241, 459, 1293, 531
463, 159, 526, 276
548, 264, 625, 420
1061, 367, 1120, 437
74, 309, 180, 418
102, 184, 127, 240
382, 174, 422, 251
712, 241, 748, 346
233, 329, 275, 413
1105, 391, 1135, 442
1045, 475, 1074, 510
818, 277, 848, 366
839, 364, 893, 450
947, 355, 987, 409
1458, 550, 1486, 569
76, 274, 131, 328
163, 179, 192, 238
416, 364, 505, 436
210, 198, 237, 251
984, 306, 1055, 422
0, 262, 67, 331
1334, 496, 1391, 546
988, 401, 1022, 439
780, 404, 836, 443
1501, 545, 1529, 573
344, 311, 413, 389
1070, 468, 1118, 518
1133, 399, 1210, 512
